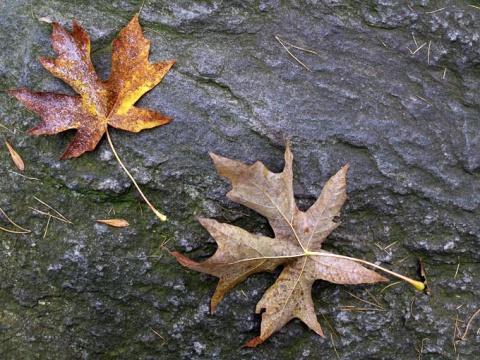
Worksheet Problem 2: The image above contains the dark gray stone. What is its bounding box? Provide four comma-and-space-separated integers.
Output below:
1, 0, 479, 359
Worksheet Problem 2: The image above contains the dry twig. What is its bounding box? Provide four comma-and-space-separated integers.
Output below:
460, 307, 480, 340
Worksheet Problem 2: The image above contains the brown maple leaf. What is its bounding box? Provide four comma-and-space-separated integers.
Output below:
169, 141, 390, 346
8, 14, 175, 160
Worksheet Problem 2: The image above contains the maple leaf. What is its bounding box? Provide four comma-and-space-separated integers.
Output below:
169, 141, 391, 346
8, 14, 175, 160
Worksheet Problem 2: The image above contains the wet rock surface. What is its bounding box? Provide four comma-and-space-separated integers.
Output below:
1, 0, 479, 359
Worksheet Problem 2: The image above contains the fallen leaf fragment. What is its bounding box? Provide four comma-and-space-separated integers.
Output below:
8, 14, 175, 160
168, 141, 389, 346
96, 219, 129, 227
37, 17, 52, 23
5, 140, 25, 170
417, 258, 432, 295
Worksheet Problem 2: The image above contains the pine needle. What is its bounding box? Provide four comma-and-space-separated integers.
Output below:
407, 34, 427, 55
0, 123, 15, 133
416, 338, 428, 360
275, 35, 316, 71
43, 214, 51, 238
460, 307, 480, 340
29, 207, 70, 224
425, 8, 445, 14
381, 281, 401, 293
0, 225, 30, 234
330, 332, 340, 359
0, 207, 31, 234
0, 207, 30, 232
33, 196, 72, 224
454, 258, 460, 279
149, 327, 166, 346
427, 40, 432, 65
341, 290, 385, 312
8, 170, 39, 180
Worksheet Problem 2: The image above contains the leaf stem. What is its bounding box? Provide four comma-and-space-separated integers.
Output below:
106, 129, 167, 221
305, 250, 425, 291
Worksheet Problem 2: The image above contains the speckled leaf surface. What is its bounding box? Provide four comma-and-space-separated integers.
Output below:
8, 14, 175, 159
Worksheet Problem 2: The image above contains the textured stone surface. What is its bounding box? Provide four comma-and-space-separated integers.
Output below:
1, 0, 479, 359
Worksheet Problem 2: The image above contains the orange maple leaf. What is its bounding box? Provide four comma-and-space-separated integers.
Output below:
168, 141, 391, 346
8, 14, 175, 160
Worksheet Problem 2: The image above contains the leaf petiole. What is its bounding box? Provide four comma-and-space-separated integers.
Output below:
105, 128, 167, 221
304, 250, 425, 291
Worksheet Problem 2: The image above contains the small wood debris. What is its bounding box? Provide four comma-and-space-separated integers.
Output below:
96, 219, 130, 227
